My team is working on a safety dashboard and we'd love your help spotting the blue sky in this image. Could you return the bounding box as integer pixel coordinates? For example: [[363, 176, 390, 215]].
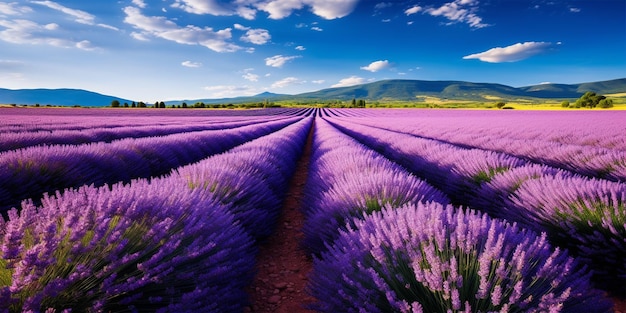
[[0, 0, 624, 102]]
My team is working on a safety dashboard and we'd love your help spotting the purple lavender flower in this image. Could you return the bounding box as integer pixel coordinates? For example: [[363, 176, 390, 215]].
[[0, 178, 255, 312], [503, 172, 626, 292], [302, 119, 448, 255], [0, 117, 300, 214], [309, 202, 612, 313]]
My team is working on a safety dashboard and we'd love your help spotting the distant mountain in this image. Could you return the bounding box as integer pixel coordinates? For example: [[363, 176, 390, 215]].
[[0, 88, 132, 106], [295, 78, 626, 101], [165, 92, 290, 106], [2, 78, 625, 107]]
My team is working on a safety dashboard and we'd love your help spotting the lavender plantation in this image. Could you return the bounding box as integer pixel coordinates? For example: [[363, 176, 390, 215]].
[[0, 107, 623, 312]]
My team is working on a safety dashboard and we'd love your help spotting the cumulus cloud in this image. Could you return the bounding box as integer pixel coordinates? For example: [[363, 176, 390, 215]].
[[332, 76, 366, 87], [271, 76, 303, 88], [311, 26, 323, 31], [182, 60, 202, 67], [295, 45, 305, 50], [240, 28, 270, 44], [265, 54, 299, 67], [405, 5, 422, 15], [123, 6, 241, 52], [304, 0, 359, 19], [463, 41, 553, 63], [312, 79, 325, 84], [360, 60, 392, 72], [31, 1, 118, 30], [569, 7, 581, 13], [171, 0, 358, 20]]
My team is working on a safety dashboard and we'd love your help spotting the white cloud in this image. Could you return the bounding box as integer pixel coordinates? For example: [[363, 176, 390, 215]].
[[569, 7, 581, 13], [332, 76, 366, 87], [240, 28, 270, 45], [130, 31, 150, 41], [123, 6, 241, 52], [132, 0, 147, 8], [243, 72, 259, 81], [0, 2, 33, 15], [405, 5, 422, 15], [271, 76, 303, 88], [172, 0, 241, 17], [312, 79, 325, 84], [31, 1, 118, 30], [463, 41, 553, 63], [171, 0, 358, 20], [182, 60, 202, 67], [265, 54, 299, 67], [360, 60, 392, 72], [311, 26, 323, 31], [75, 39, 96, 51], [0, 18, 97, 50], [234, 23, 248, 30], [295, 45, 305, 50], [304, 0, 360, 19], [414, 0, 488, 28]]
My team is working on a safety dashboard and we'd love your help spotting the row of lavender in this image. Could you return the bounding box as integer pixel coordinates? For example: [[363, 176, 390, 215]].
[[302, 118, 611, 312], [326, 116, 625, 295], [0, 116, 291, 152], [0, 116, 312, 311], [328, 109, 626, 182], [0, 117, 302, 213], [0, 107, 310, 133]]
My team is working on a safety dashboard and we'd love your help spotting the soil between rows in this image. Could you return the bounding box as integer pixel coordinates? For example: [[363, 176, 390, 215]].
[[245, 122, 315, 313]]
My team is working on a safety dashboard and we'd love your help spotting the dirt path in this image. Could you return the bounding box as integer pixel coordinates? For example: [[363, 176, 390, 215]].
[[245, 121, 316, 313]]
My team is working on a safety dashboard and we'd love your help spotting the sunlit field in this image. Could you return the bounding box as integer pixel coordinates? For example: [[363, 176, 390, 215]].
[[0, 107, 624, 312]]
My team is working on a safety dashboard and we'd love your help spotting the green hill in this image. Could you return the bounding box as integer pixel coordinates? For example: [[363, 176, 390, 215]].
[[2, 78, 625, 106]]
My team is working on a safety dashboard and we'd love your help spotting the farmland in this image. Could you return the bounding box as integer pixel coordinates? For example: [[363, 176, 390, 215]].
[[0, 107, 624, 312]]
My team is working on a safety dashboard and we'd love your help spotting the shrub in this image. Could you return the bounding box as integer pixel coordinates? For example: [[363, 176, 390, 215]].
[[505, 174, 626, 293], [0, 179, 255, 312], [309, 203, 611, 313]]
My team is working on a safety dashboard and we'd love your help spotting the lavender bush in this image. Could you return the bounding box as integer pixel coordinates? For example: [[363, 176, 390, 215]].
[[173, 118, 312, 240], [302, 119, 448, 255], [502, 173, 626, 292], [0, 179, 255, 312], [309, 202, 612, 313], [327, 119, 527, 203]]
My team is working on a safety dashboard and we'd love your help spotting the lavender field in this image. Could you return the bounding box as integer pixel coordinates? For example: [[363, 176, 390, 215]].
[[0, 107, 624, 312]]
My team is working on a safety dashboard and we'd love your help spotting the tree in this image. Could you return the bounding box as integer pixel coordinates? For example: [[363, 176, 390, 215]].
[[574, 91, 606, 108], [110, 100, 120, 108], [561, 100, 570, 108], [159, 101, 166, 108], [598, 98, 614, 108], [182, 102, 188, 108], [496, 102, 506, 109]]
